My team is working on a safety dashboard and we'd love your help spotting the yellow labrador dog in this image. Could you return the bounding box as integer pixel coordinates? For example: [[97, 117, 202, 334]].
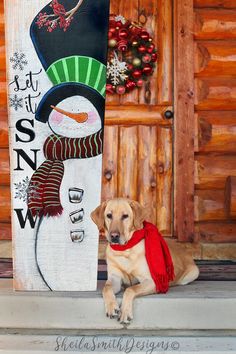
[[91, 198, 199, 325]]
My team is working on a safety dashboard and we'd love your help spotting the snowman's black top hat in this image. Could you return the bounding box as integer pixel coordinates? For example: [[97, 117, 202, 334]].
[[30, 0, 109, 123]]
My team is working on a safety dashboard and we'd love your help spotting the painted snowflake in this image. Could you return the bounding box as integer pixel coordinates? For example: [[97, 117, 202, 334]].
[[14, 176, 30, 203], [10, 52, 28, 71], [107, 52, 128, 85], [9, 95, 23, 111]]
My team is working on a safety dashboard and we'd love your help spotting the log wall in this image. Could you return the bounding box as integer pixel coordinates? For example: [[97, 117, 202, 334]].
[[194, 0, 236, 247]]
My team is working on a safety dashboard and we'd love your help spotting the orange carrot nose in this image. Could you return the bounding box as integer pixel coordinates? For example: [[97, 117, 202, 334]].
[[50, 105, 88, 123]]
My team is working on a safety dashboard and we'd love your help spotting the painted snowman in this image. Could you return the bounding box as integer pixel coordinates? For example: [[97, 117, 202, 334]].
[[28, 0, 109, 291]]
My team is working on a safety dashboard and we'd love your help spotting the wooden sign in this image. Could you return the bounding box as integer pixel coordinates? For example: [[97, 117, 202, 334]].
[[4, 0, 109, 291]]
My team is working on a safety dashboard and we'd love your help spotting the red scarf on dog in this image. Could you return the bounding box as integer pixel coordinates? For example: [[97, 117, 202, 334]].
[[110, 221, 174, 293]]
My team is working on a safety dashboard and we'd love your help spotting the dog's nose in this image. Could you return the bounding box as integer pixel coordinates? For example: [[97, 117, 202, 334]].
[[110, 232, 120, 244]]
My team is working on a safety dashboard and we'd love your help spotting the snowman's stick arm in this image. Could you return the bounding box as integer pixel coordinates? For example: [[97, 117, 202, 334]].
[[34, 215, 53, 291]]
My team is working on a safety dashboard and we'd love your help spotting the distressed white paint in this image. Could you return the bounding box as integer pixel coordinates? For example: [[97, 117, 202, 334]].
[[4, 0, 102, 291]]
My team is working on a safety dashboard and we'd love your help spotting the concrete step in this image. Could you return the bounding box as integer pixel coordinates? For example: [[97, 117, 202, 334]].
[[0, 279, 235, 331]]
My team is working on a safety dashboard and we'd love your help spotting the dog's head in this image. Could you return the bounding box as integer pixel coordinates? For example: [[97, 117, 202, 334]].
[[91, 198, 146, 245]]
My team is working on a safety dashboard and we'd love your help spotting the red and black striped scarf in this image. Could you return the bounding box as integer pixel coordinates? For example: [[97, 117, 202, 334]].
[[28, 129, 103, 217]]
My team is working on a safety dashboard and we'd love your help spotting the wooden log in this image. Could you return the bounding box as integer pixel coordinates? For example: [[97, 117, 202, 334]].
[[174, 0, 195, 241], [138, 0, 158, 105], [195, 190, 226, 222], [105, 105, 172, 126], [0, 109, 8, 148], [137, 125, 157, 224], [101, 126, 118, 201], [195, 154, 236, 190], [196, 112, 236, 153], [0, 186, 11, 223], [0, 223, 11, 240], [194, 0, 236, 9], [195, 41, 236, 77], [0, 82, 7, 106], [195, 78, 236, 111], [225, 176, 236, 219], [118, 126, 138, 199], [157, 0, 173, 105], [194, 9, 236, 40], [0, 44, 5, 70], [119, 0, 139, 105], [0, 149, 10, 185], [156, 126, 172, 235], [195, 221, 236, 243]]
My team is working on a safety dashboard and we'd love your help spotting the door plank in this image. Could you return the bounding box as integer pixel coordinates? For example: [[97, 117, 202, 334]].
[[138, 0, 158, 105], [196, 222, 236, 243], [105, 0, 120, 106], [119, 0, 139, 105], [0, 149, 10, 185], [157, 0, 173, 106], [0, 223, 11, 240], [101, 126, 118, 201], [174, 0, 195, 241], [157, 126, 172, 235], [118, 126, 138, 199], [138, 125, 157, 224]]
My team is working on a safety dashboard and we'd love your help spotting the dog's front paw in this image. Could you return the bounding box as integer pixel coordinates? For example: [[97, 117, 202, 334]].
[[105, 300, 120, 319], [118, 303, 133, 326]]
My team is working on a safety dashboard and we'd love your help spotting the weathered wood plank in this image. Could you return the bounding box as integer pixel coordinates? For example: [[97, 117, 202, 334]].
[[195, 41, 236, 77], [195, 190, 226, 222], [138, 0, 158, 105], [118, 126, 138, 199], [101, 126, 118, 201], [105, 0, 120, 106], [195, 78, 236, 111], [0, 109, 8, 148], [196, 221, 236, 243], [195, 154, 236, 190], [196, 112, 236, 153], [174, 0, 195, 241], [157, 126, 172, 235], [157, 0, 172, 106], [225, 176, 236, 219], [137, 125, 157, 224], [194, 0, 236, 9], [0, 186, 11, 223], [0, 149, 10, 185], [194, 9, 236, 40], [119, 0, 139, 105], [0, 223, 11, 240]]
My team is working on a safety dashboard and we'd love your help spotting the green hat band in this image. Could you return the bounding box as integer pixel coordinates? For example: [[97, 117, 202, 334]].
[[46, 56, 106, 98]]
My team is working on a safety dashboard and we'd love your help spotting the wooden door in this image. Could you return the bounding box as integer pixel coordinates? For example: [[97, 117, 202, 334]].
[[102, 0, 173, 237]]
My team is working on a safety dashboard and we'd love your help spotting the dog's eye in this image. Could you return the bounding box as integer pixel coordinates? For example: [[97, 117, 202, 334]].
[[122, 214, 129, 220], [106, 213, 112, 219]]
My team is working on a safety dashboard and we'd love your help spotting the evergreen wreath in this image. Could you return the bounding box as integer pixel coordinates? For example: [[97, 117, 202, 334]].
[[106, 14, 158, 95]]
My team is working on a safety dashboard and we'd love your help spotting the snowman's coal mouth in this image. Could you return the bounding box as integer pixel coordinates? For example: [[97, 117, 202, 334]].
[[69, 188, 84, 203], [69, 208, 84, 224], [70, 230, 85, 243]]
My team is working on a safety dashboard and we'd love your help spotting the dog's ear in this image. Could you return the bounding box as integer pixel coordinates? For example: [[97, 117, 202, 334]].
[[90, 201, 107, 231], [129, 200, 146, 230]]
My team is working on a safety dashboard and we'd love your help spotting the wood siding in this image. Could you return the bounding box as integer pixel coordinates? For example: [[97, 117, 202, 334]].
[[194, 0, 236, 243]]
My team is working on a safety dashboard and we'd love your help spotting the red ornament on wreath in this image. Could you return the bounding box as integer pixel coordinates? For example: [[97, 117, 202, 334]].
[[106, 14, 158, 95]]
